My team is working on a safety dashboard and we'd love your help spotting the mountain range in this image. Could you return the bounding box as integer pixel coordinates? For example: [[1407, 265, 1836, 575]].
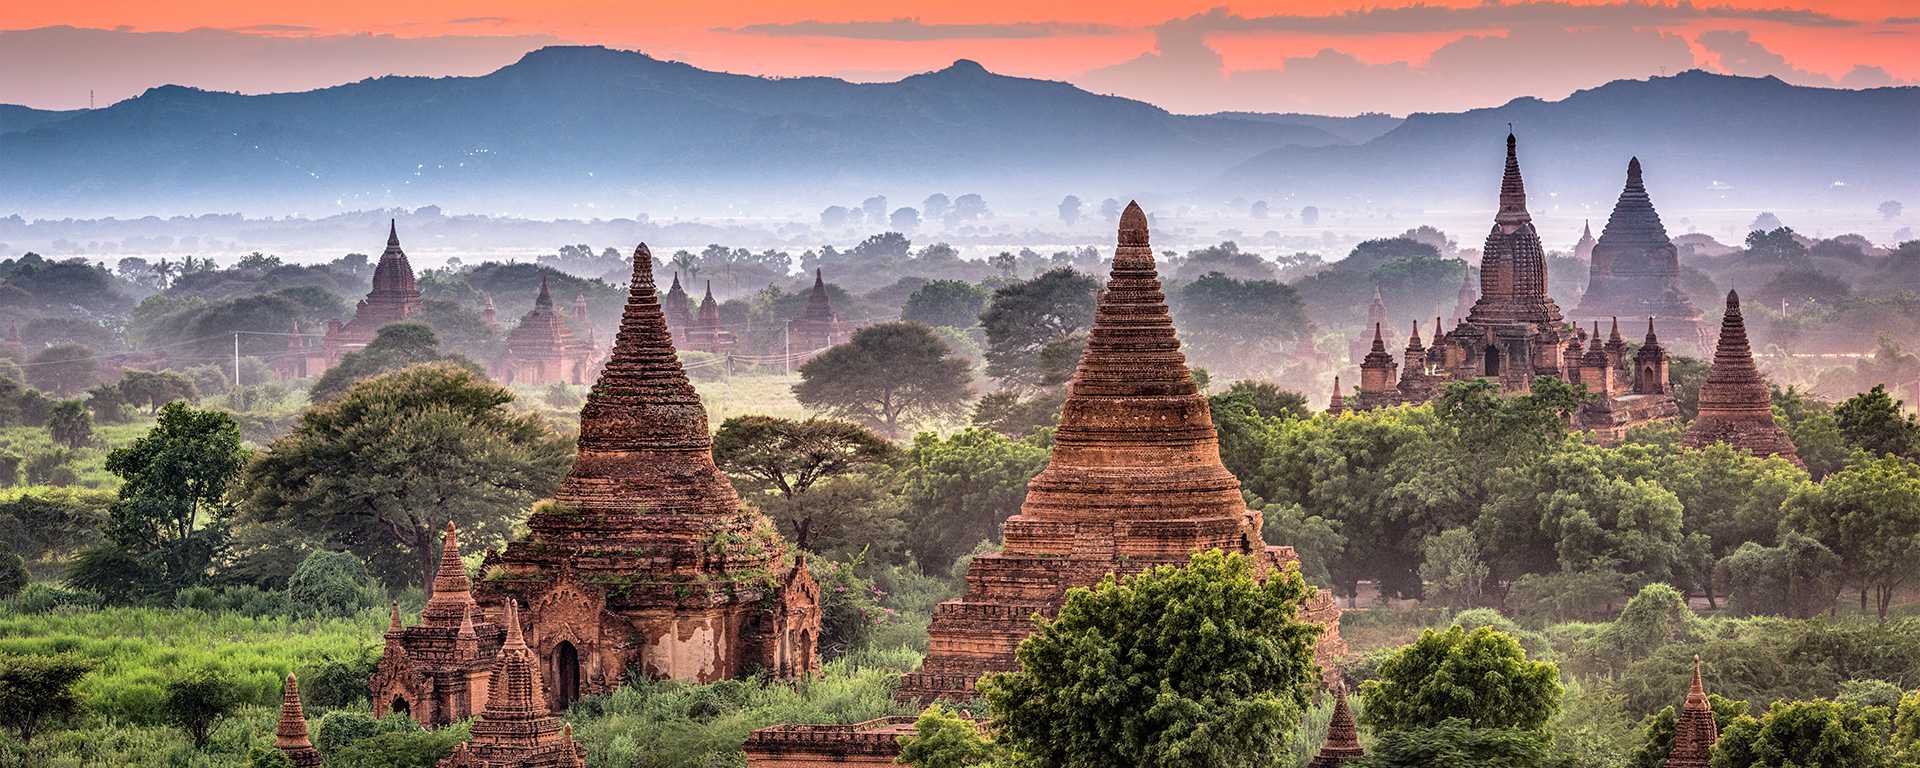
[[2, 46, 1915, 219]]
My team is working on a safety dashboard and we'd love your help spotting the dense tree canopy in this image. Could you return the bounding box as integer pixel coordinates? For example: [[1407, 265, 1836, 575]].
[[979, 268, 1098, 390], [1360, 625, 1562, 733], [310, 323, 481, 401], [712, 415, 898, 553], [794, 322, 971, 438]]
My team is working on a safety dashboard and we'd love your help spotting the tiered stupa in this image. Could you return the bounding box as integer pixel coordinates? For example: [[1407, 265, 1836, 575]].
[[893, 202, 1345, 703], [478, 245, 819, 711], [272, 320, 330, 381], [789, 269, 854, 354], [661, 272, 694, 345], [1682, 291, 1802, 466], [1308, 685, 1364, 768], [436, 601, 588, 768], [1570, 158, 1702, 345], [322, 220, 424, 365], [1664, 657, 1719, 768], [685, 281, 737, 354], [1326, 375, 1345, 416], [372, 524, 505, 726], [1573, 219, 1597, 263], [274, 674, 323, 768], [1349, 287, 1395, 364], [493, 276, 599, 386]]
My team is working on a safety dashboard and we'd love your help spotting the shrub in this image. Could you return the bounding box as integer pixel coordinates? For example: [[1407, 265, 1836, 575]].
[[0, 652, 96, 743], [24, 449, 79, 486], [164, 667, 241, 748], [286, 550, 378, 618], [0, 552, 26, 600], [324, 723, 468, 768], [301, 649, 380, 712], [1359, 625, 1562, 733], [8, 582, 100, 613]]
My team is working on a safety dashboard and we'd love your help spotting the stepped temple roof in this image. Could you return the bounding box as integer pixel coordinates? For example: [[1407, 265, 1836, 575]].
[[1308, 685, 1364, 768], [1573, 158, 1701, 324], [1682, 291, 1802, 466], [1465, 134, 1562, 330], [275, 674, 322, 768], [1664, 657, 1719, 768]]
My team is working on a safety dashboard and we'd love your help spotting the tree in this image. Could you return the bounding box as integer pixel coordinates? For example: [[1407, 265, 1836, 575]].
[[1353, 721, 1555, 768], [902, 280, 989, 329], [1057, 195, 1083, 227], [310, 323, 480, 401], [1655, 442, 1811, 606], [1781, 454, 1920, 619], [25, 343, 99, 396], [982, 551, 1323, 768], [980, 268, 1099, 389], [286, 550, 378, 618], [1360, 625, 1561, 733], [239, 364, 572, 591], [794, 322, 971, 439], [0, 552, 25, 599], [712, 416, 898, 552], [923, 194, 952, 221], [1743, 227, 1808, 264], [0, 653, 95, 743], [46, 399, 92, 449], [1712, 699, 1893, 768], [1835, 384, 1920, 459], [1170, 274, 1311, 379], [899, 705, 999, 768], [900, 428, 1049, 571], [1717, 531, 1843, 618], [166, 666, 240, 748], [93, 402, 248, 597], [1419, 527, 1489, 608]]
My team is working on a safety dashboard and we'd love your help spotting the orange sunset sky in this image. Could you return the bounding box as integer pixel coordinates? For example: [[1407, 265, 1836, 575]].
[[3, 1, 1916, 114]]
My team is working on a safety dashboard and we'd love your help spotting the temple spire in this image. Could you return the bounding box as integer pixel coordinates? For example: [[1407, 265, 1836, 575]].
[[1370, 323, 1386, 354], [1309, 685, 1365, 767], [1664, 656, 1719, 768], [275, 674, 323, 767], [1328, 375, 1345, 416], [388, 218, 400, 248], [1495, 133, 1531, 229], [535, 274, 553, 310], [1682, 290, 1802, 466], [424, 521, 477, 625]]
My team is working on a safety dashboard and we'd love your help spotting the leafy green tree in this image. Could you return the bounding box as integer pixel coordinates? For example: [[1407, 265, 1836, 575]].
[[1360, 625, 1562, 733], [1590, 584, 1701, 670], [240, 364, 572, 592], [1835, 384, 1920, 459], [903, 280, 990, 329], [25, 343, 99, 396], [982, 550, 1323, 768], [1352, 721, 1556, 768], [1742, 227, 1809, 265], [45, 399, 91, 449], [1782, 454, 1920, 618], [970, 388, 1064, 438], [980, 268, 1098, 389], [1170, 274, 1311, 379], [1717, 531, 1843, 618], [1477, 440, 1686, 588], [1655, 443, 1810, 606], [247, 745, 297, 768], [1418, 527, 1489, 608], [310, 323, 481, 401], [117, 370, 199, 414], [0, 551, 24, 599], [165, 666, 240, 748], [325, 725, 468, 768], [795, 322, 971, 439], [1712, 699, 1893, 768], [899, 705, 999, 768], [286, 550, 378, 617], [0, 652, 95, 743], [712, 416, 899, 553], [1772, 386, 1848, 479], [86, 402, 249, 598], [1627, 693, 1748, 768], [899, 429, 1049, 571]]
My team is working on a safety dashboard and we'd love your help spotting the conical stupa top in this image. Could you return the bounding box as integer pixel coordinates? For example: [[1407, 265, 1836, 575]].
[[1584, 219, 1593, 238], [1328, 375, 1345, 415], [1310, 685, 1365, 765], [801, 268, 839, 323], [670, 271, 682, 290], [1495, 133, 1531, 229], [1644, 316, 1661, 347], [535, 275, 554, 310], [546, 245, 743, 531], [1015, 202, 1247, 523], [1665, 656, 1720, 767], [696, 280, 724, 325], [1370, 323, 1386, 354], [275, 673, 315, 750], [387, 219, 400, 248], [369, 220, 420, 298], [1707, 291, 1757, 381], [480, 600, 549, 719], [1684, 289, 1801, 465], [424, 522, 477, 625], [386, 600, 402, 635], [1609, 317, 1623, 345], [1405, 320, 1424, 352]]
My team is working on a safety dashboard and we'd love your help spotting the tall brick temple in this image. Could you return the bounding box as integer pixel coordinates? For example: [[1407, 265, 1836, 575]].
[[1682, 291, 1803, 466], [372, 524, 505, 726], [788, 269, 854, 354], [1663, 658, 1720, 768], [477, 245, 819, 711], [321, 220, 425, 364], [1569, 158, 1703, 347], [492, 276, 601, 387], [1347, 134, 1680, 444]]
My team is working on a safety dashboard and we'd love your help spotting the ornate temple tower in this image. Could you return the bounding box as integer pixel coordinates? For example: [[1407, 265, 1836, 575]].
[[789, 269, 854, 354], [1571, 158, 1702, 344], [495, 276, 596, 386], [479, 246, 819, 710], [1327, 375, 1345, 416], [1441, 133, 1565, 391], [1633, 318, 1671, 395], [1308, 685, 1365, 768], [274, 674, 323, 768], [323, 220, 425, 365], [436, 601, 588, 768], [661, 273, 694, 345], [373, 524, 504, 727], [686, 281, 737, 354], [1355, 324, 1399, 410], [1682, 291, 1803, 466], [1664, 658, 1720, 768], [893, 203, 1344, 703], [1574, 220, 1597, 265]]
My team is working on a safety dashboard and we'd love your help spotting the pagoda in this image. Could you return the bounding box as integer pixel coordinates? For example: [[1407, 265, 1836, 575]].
[[1326, 375, 1345, 416], [661, 272, 695, 345], [322, 220, 424, 365], [789, 269, 854, 354], [684, 281, 737, 354], [493, 276, 599, 387], [1664, 657, 1719, 768], [1348, 287, 1394, 364], [1573, 219, 1597, 264], [274, 674, 323, 768], [436, 601, 588, 768], [893, 202, 1345, 703], [1682, 291, 1803, 466], [1571, 158, 1703, 346], [1307, 685, 1364, 768], [477, 245, 819, 711], [372, 523, 505, 727], [272, 320, 330, 381]]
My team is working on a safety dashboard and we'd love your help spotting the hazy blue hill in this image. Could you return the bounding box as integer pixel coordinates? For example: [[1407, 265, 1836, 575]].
[[0, 46, 1345, 215], [1214, 70, 1920, 214], [1206, 111, 1403, 145], [0, 104, 83, 136]]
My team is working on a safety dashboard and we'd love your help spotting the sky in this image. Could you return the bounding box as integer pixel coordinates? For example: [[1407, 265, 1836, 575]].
[[2, 1, 1916, 115]]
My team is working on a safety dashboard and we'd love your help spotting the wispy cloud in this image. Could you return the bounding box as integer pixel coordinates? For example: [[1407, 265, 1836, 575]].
[[223, 23, 317, 34], [448, 17, 511, 26], [721, 18, 1123, 40], [1163, 2, 1858, 37]]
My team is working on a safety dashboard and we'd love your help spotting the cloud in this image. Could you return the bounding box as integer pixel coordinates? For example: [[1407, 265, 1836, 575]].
[[224, 24, 317, 34], [0, 26, 555, 110], [448, 17, 511, 26], [1079, 24, 1697, 115], [1696, 29, 1844, 86], [1162, 2, 1856, 36], [721, 18, 1121, 40]]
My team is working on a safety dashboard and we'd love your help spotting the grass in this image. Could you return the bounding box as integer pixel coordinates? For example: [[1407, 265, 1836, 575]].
[[0, 417, 156, 490]]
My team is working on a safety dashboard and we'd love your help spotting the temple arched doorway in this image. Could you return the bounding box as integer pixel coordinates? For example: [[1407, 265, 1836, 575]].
[[556, 641, 581, 706], [391, 696, 410, 719], [1484, 346, 1503, 377]]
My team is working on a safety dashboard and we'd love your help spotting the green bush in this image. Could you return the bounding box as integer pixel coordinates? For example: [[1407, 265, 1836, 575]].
[[325, 723, 467, 768], [164, 666, 241, 748], [300, 649, 380, 712], [311, 709, 416, 756], [285, 551, 379, 618], [0, 553, 26, 599], [8, 582, 100, 613]]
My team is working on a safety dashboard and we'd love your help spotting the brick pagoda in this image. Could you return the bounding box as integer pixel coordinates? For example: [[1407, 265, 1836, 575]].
[[894, 202, 1346, 703], [1664, 657, 1719, 768], [662, 272, 694, 346], [372, 523, 505, 726], [789, 269, 853, 354], [685, 280, 737, 354], [272, 320, 330, 381], [1682, 290, 1803, 466], [274, 674, 323, 768], [477, 245, 819, 711], [743, 716, 923, 767], [321, 220, 424, 365], [1308, 685, 1364, 768], [1570, 158, 1703, 348], [436, 600, 588, 768], [492, 276, 600, 387]]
